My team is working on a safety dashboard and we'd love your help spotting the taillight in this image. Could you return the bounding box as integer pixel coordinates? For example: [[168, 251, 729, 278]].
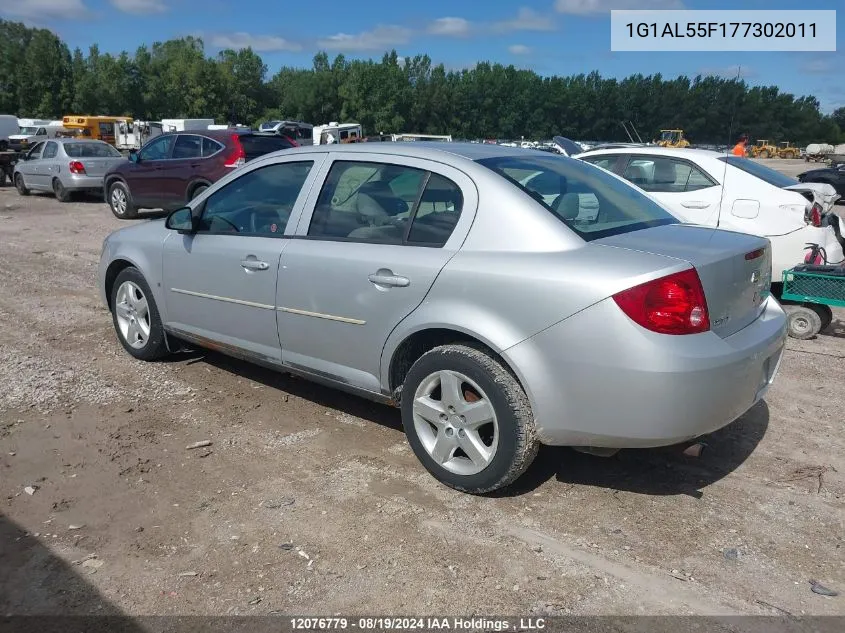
[[810, 203, 822, 227], [223, 134, 246, 168], [612, 268, 710, 335], [68, 161, 86, 174]]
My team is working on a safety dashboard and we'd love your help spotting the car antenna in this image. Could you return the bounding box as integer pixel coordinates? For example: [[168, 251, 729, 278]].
[[717, 65, 742, 228]]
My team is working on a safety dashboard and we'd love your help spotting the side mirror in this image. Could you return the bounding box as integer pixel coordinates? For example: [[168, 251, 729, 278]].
[[165, 207, 197, 234], [128, 150, 139, 163]]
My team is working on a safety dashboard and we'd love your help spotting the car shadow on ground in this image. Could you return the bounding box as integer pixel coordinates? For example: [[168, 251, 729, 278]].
[[500, 400, 770, 499], [820, 317, 845, 339], [182, 351, 769, 500]]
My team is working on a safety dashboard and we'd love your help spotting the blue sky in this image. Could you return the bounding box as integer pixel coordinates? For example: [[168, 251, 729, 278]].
[[3, 0, 843, 112]]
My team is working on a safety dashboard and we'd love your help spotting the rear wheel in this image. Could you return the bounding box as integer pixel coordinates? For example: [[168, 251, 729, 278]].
[[401, 343, 539, 494], [108, 181, 138, 219], [760, 150, 770, 159], [190, 184, 208, 200], [14, 173, 29, 196], [784, 304, 822, 339], [52, 178, 71, 202]]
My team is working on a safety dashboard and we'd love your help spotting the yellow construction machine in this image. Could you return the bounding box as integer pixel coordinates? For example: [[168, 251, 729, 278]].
[[776, 141, 800, 159], [749, 140, 778, 158], [656, 129, 690, 148]]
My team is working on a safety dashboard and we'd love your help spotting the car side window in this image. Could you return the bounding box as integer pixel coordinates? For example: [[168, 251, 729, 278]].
[[42, 142, 58, 159], [173, 135, 203, 159], [27, 142, 45, 160], [197, 161, 314, 235], [623, 157, 717, 193], [582, 156, 617, 171], [139, 135, 174, 161], [308, 161, 427, 244], [202, 137, 222, 157], [407, 174, 464, 247]]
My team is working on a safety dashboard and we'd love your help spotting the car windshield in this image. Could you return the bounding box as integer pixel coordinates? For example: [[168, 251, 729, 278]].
[[718, 156, 799, 188], [18, 126, 38, 134], [477, 155, 678, 241], [65, 142, 123, 158]]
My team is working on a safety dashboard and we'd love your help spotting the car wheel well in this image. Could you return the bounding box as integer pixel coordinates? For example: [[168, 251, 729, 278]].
[[104, 259, 136, 311], [389, 328, 519, 397], [105, 176, 125, 191]]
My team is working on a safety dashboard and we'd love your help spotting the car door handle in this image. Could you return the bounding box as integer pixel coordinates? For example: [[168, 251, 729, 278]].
[[681, 201, 710, 209], [241, 259, 269, 271], [368, 270, 410, 288]]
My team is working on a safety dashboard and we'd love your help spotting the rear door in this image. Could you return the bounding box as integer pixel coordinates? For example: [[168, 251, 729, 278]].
[[275, 154, 477, 393], [620, 155, 723, 225], [38, 141, 60, 187], [165, 134, 205, 205]]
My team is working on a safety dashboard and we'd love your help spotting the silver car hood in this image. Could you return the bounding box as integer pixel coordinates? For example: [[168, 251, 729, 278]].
[[783, 182, 840, 213]]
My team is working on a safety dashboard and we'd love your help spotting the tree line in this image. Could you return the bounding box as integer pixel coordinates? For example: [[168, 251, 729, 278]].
[[1, 18, 843, 145]]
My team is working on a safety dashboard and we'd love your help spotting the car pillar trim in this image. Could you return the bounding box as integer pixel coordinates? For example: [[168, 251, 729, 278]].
[[170, 288, 275, 310], [277, 306, 366, 325]]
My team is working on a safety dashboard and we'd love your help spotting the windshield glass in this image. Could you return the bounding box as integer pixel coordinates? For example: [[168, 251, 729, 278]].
[[477, 155, 678, 241], [65, 142, 122, 158], [718, 156, 799, 187], [18, 127, 38, 134]]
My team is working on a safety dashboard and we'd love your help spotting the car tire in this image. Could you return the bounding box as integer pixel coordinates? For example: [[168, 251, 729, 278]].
[[784, 304, 822, 339], [53, 178, 71, 202], [400, 343, 539, 494], [807, 303, 833, 332], [108, 181, 138, 219], [190, 184, 208, 200], [14, 173, 30, 196], [110, 267, 169, 361]]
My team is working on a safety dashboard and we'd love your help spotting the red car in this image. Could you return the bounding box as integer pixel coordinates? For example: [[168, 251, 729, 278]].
[[104, 129, 297, 218]]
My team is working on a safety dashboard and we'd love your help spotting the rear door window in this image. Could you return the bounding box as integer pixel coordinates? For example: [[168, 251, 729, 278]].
[[172, 135, 203, 159], [477, 155, 677, 241], [42, 142, 58, 159], [238, 134, 296, 161], [581, 155, 620, 172]]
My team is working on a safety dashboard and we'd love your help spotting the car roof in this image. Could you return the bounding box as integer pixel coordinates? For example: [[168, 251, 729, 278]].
[[577, 146, 727, 159], [272, 141, 552, 164]]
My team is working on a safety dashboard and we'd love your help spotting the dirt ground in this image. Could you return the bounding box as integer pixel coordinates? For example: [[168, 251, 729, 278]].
[[1, 172, 844, 618]]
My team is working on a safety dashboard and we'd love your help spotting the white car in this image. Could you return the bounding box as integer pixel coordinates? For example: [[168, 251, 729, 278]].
[[575, 147, 843, 281]]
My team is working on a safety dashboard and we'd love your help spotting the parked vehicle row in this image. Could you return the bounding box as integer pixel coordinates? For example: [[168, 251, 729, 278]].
[[98, 143, 787, 494]]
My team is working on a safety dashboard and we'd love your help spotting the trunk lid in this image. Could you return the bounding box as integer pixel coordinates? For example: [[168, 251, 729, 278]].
[[596, 224, 771, 338], [77, 157, 124, 177], [784, 182, 839, 214]]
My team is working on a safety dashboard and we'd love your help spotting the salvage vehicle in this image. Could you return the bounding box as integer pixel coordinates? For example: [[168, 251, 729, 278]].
[[799, 162, 845, 198], [99, 143, 787, 493], [103, 129, 297, 218], [576, 147, 844, 282], [13, 139, 126, 201], [8, 123, 66, 152], [61, 115, 132, 145], [0, 114, 20, 151]]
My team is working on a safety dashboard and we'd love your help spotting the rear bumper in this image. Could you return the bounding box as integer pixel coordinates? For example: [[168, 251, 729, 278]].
[[503, 295, 787, 448], [62, 173, 105, 191]]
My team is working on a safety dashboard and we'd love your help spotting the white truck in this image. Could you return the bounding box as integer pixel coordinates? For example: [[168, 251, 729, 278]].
[[115, 120, 164, 151], [8, 122, 67, 152], [160, 118, 216, 133], [0, 115, 21, 151], [313, 122, 363, 145]]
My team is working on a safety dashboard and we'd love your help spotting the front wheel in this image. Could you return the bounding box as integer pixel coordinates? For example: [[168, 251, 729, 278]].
[[760, 150, 770, 159], [110, 267, 169, 360], [401, 343, 539, 494], [14, 173, 29, 196], [108, 181, 138, 219]]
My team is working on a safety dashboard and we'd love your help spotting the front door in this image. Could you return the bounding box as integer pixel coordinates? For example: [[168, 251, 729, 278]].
[[126, 135, 175, 208], [276, 155, 476, 393], [18, 142, 46, 190], [620, 155, 724, 226], [162, 158, 320, 361]]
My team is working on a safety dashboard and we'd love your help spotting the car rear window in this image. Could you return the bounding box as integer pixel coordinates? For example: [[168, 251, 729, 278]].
[[65, 142, 122, 158], [238, 134, 296, 160], [477, 155, 678, 241], [717, 156, 798, 188]]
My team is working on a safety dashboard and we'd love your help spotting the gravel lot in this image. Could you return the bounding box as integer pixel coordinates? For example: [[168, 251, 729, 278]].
[[1, 165, 844, 617]]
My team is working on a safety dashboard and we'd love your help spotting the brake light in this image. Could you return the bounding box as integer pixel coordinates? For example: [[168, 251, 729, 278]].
[[68, 161, 86, 174], [612, 268, 710, 335], [810, 203, 822, 227], [745, 247, 765, 261], [223, 134, 246, 168]]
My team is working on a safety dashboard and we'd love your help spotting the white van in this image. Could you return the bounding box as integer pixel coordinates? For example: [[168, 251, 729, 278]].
[[8, 123, 66, 152], [0, 115, 19, 151], [160, 118, 215, 132]]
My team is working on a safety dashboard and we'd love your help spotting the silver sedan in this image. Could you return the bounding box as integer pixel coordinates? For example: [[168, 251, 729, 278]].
[[97, 143, 787, 493], [14, 139, 127, 202]]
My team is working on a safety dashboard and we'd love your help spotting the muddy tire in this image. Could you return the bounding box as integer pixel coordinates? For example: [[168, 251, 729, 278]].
[[15, 173, 30, 196], [110, 267, 169, 361], [784, 304, 822, 340], [53, 178, 71, 202], [108, 180, 138, 219], [400, 343, 539, 494]]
